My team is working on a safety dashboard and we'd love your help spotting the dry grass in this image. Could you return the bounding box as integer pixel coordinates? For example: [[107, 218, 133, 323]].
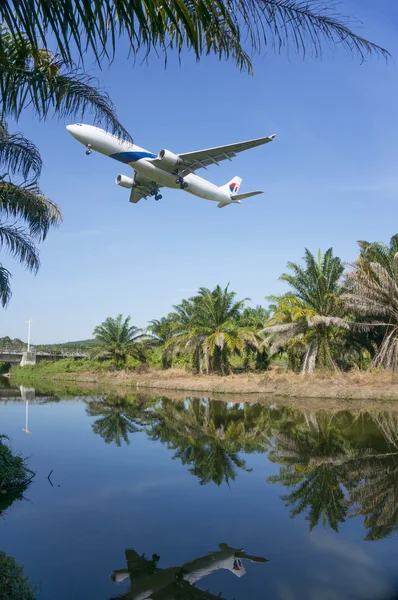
[[15, 366, 398, 405]]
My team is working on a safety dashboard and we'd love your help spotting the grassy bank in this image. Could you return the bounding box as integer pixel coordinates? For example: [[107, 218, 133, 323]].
[[9, 360, 398, 401]]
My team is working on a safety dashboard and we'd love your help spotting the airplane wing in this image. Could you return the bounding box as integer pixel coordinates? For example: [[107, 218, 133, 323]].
[[178, 134, 276, 174], [129, 175, 163, 203]]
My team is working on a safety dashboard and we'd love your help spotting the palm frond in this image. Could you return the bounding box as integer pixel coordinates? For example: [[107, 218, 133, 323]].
[[0, 181, 62, 240], [0, 0, 389, 75], [0, 121, 42, 181], [0, 262, 11, 307], [0, 223, 40, 273]]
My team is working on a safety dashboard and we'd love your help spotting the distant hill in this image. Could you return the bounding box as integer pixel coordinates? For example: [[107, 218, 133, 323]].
[[0, 337, 95, 351]]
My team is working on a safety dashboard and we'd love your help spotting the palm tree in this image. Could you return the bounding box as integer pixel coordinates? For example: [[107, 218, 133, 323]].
[[239, 305, 270, 370], [0, 26, 129, 138], [147, 317, 177, 369], [262, 249, 351, 375], [357, 234, 398, 278], [0, 120, 62, 305], [1, 0, 389, 77], [169, 285, 256, 375], [343, 253, 398, 371], [92, 315, 145, 368]]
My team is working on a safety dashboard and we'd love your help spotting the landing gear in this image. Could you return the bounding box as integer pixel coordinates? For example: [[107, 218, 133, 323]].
[[85, 144, 92, 155], [175, 176, 188, 190], [150, 188, 162, 201]]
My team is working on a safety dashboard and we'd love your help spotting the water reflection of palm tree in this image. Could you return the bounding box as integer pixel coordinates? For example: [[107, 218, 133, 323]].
[[146, 399, 270, 485], [85, 396, 149, 447], [267, 413, 363, 531], [110, 542, 268, 600], [348, 413, 398, 541]]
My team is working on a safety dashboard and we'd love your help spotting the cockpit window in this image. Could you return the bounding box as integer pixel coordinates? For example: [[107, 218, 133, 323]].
[[77, 123, 82, 126]]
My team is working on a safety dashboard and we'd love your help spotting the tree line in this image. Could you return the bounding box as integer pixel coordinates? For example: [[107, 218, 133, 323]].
[[86, 235, 398, 375], [0, 1, 388, 307]]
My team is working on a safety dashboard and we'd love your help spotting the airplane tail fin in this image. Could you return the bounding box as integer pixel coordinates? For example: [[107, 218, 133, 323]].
[[219, 176, 242, 196]]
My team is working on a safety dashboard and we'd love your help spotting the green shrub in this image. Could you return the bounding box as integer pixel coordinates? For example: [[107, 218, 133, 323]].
[[0, 552, 36, 600], [0, 436, 32, 493]]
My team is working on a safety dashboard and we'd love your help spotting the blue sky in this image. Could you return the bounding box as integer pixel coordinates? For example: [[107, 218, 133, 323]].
[[2, 0, 398, 343]]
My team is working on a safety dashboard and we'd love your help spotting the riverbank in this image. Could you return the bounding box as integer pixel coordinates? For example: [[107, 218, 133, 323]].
[[10, 365, 398, 402]]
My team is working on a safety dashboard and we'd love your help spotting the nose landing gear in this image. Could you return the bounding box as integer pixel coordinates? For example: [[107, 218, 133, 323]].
[[175, 176, 188, 190], [85, 144, 92, 155]]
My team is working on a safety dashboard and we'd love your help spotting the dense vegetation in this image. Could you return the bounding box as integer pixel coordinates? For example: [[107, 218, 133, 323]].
[[0, 435, 34, 495], [11, 235, 398, 377], [0, 552, 36, 600]]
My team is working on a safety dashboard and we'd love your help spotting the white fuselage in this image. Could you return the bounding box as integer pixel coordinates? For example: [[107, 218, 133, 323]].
[[66, 124, 233, 204]]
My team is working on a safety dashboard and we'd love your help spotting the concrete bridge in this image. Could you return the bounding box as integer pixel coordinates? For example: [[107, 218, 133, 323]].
[[0, 347, 88, 366]]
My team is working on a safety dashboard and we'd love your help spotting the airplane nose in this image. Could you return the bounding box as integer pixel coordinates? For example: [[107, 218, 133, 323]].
[[66, 124, 78, 138]]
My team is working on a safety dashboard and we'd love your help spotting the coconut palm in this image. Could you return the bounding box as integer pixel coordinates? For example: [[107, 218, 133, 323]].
[[262, 249, 350, 375], [343, 253, 398, 370], [0, 26, 129, 138], [0, 120, 62, 305], [169, 285, 256, 374], [0, 0, 389, 77], [147, 317, 177, 369], [92, 315, 145, 368]]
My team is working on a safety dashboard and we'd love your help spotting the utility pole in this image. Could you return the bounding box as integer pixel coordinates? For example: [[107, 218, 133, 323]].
[[26, 319, 34, 352]]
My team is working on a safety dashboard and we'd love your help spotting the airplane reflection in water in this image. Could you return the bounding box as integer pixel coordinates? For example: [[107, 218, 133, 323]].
[[111, 543, 268, 600]]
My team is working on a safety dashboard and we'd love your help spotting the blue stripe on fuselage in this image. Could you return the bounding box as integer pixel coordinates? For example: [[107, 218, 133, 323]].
[[110, 151, 157, 164]]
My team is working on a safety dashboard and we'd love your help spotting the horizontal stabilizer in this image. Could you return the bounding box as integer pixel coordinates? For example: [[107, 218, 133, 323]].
[[232, 191, 263, 201]]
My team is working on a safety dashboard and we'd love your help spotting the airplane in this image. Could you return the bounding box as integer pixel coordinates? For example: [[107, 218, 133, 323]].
[[110, 542, 268, 600], [66, 124, 276, 209]]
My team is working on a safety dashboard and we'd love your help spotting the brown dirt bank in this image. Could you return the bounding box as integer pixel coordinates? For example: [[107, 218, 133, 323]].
[[16, 368, 398, 410]]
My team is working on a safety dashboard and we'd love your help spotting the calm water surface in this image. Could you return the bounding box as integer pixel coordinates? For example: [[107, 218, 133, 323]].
[[1, 384, 397, 599]]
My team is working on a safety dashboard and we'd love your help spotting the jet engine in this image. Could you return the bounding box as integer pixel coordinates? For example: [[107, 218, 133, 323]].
[[116, 174, 135, 189], [158, 149, 182, 166]]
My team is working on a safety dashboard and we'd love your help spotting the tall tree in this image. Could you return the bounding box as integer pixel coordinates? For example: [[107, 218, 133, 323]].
[[147, 317, 177, 369], [239, 306, 270, 370], [357, 234, 398, 278], [169, 285, 256, 374], [344, 253, 398, 371], [92, 314, 145, 368], [262, 249, 350, 375]]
